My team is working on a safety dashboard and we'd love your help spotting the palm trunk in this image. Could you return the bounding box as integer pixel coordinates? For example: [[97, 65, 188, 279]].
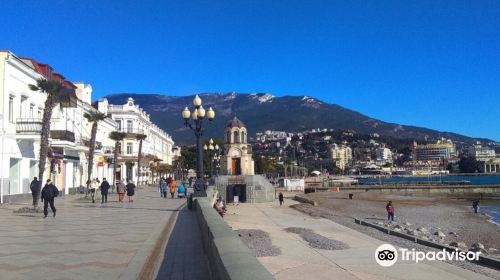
[[113, 141, 119, 192], [37, 96, 54, 206], [87, 122, 98, 192], [137, 139, 143, 187]]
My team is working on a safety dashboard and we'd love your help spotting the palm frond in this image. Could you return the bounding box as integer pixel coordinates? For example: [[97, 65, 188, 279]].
[[109, 131, 126, 141], [84, 111, 107, 122], [136, 134, 147, 140]]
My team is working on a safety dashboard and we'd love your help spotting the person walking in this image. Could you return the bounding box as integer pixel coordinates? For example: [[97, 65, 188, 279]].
[[30, 177, 40, 207], [100, 178, 110, 203], [117, 180, 126, 202], [126, 180, 136, 202], [386, 201, 395, 221], [158, 178, 164, 196], [89, 178, 98, 203], [41, 179, 59, 218], [169, 179, 177, 198], [161, 180, 168, 198], [472, 200, 479, 213], [278, 192, 284, 206]]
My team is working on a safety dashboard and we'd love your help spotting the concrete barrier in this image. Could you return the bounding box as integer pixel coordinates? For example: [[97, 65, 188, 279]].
[[340, 185, 500, 199], [293, 195, 318, 206], [194, 197, 275, 280], [354, 218, 500, 269]]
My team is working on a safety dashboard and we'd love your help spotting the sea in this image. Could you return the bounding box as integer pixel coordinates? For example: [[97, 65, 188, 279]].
[[357, 174, 500, 225]]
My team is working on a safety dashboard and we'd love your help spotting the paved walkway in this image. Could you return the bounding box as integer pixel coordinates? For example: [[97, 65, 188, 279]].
[[156, 207, 211, 280], [0, 187, 185, 280], [224, 200, 494, 280]]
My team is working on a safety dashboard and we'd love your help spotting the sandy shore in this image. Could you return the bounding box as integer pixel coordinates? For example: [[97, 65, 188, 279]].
[[301, 191, 500, 250]]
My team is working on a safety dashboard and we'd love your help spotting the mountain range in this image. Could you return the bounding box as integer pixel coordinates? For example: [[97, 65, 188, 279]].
[[103, 93, 493, 146]]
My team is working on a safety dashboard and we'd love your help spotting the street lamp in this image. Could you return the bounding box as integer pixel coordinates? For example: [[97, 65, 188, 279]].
[[182, 95, 215, 197], [204, 139, 220, 177]]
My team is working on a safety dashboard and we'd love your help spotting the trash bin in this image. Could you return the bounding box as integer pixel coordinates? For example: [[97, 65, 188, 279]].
[[187, 194, 193, 210], [349, 193, 353, 200]]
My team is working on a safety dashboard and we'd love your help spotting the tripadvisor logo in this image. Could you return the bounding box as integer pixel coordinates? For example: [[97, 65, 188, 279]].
[[375, 244, 398, 267], [375, 244, 481, 267]]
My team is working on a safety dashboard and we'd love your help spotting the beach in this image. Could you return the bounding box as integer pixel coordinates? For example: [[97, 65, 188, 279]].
[[299, 191, 500, 250], [292, 191, 500, 278]]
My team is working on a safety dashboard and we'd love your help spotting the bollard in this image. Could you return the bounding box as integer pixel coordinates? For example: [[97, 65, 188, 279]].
[[187, 194, 193, 210]]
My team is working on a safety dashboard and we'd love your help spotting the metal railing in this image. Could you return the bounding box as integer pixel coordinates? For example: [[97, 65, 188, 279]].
[[50, 130, 75, 142], [16, 118, 43, 134]]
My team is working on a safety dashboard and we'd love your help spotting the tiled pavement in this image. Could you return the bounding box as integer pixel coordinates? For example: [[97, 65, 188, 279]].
[[0, 187, 186, 280], [156, 208, 211, 280]]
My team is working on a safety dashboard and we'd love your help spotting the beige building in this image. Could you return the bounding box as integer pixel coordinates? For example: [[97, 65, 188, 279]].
[[330, 143, 352, 170], [221, 117, 254, 175], [414, 139, 457, 161]]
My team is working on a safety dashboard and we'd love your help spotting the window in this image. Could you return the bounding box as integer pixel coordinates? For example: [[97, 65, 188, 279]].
[[127, 143, 133, 154], [38, 109, 42, 119], [8, 96, 14, 123], [116, 120, 122, 131], [20, 97, 27, 118], [234, 131, 240, 143], [29, 104, 34, 118], [127, 120, 133, 133]]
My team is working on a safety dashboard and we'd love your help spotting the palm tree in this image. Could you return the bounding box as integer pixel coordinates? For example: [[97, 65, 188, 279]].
[[109, 131, 126, 192], [135, 134, 147, 187], [83, 111, 107, 193], [29, 78, 73, 205]]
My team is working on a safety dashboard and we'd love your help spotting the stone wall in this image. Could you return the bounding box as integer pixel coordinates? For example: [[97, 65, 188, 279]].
[[339, 185, 500, 199], [214, 175, 275, 203], [194, 193, 275, 280]]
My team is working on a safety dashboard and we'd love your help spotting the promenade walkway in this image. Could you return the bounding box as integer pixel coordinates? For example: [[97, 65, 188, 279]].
[[224, 200, 494, 280], [156, 207, 211, 280], [0, 187, 186, 280]]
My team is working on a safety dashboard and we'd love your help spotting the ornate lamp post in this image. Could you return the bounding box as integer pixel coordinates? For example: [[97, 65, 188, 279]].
[[204, 139, 221, 177], [182, 95, 215, 197]]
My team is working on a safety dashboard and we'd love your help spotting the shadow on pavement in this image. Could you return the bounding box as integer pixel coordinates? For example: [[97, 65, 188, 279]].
[[156, 207, 211, 280]]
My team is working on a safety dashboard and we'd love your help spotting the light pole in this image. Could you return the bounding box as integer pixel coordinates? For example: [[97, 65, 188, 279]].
[[182, 95, 215, 197], [204, 139, 220, 178]]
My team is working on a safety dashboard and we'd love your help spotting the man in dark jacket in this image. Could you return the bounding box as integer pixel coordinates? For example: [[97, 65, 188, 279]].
[[100, 178, 111, 203], [41, 179, 59, 218], [30, 177, 40, 207]]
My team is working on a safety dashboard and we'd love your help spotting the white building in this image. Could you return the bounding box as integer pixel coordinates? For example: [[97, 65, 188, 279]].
[[330, 143, 352, 170], [469, 143, 496, 162], [0, 51, 119, 202], [376, 147, 393, 164], [98, 97, 175, 185]]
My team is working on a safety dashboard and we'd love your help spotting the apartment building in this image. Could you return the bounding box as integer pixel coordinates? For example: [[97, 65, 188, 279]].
[[97, 97, 175, 185]]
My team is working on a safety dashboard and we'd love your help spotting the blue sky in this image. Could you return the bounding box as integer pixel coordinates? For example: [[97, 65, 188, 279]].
[[2, 0, 499, 140]]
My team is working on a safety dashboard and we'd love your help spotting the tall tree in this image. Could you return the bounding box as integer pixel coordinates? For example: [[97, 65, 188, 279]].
[[29, 78, 73, 205], [109, 131, 126, 192], [83, 111, 107, 192], [136, 134, 147, 186]]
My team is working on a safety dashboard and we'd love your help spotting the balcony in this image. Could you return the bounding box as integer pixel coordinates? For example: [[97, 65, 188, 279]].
[[50, 130, 75, 142], [16, 118, 43, 134], [122, 129, 145, 138]]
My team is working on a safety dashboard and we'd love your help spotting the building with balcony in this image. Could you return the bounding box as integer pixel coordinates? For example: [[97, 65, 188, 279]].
[[376, 147, 393, 164], [469, 143, 496, 162], [0, 51, 119, 202], [330, 143, 352, 170], [414, 139, 457, 161], [97, 97, 175, 185]]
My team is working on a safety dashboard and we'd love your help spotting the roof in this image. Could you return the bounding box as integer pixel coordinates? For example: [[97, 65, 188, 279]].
[[226, 116, 246, 128]]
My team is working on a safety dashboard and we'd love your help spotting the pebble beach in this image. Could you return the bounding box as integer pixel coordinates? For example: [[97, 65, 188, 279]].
[[292, 191, 500, 279]]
